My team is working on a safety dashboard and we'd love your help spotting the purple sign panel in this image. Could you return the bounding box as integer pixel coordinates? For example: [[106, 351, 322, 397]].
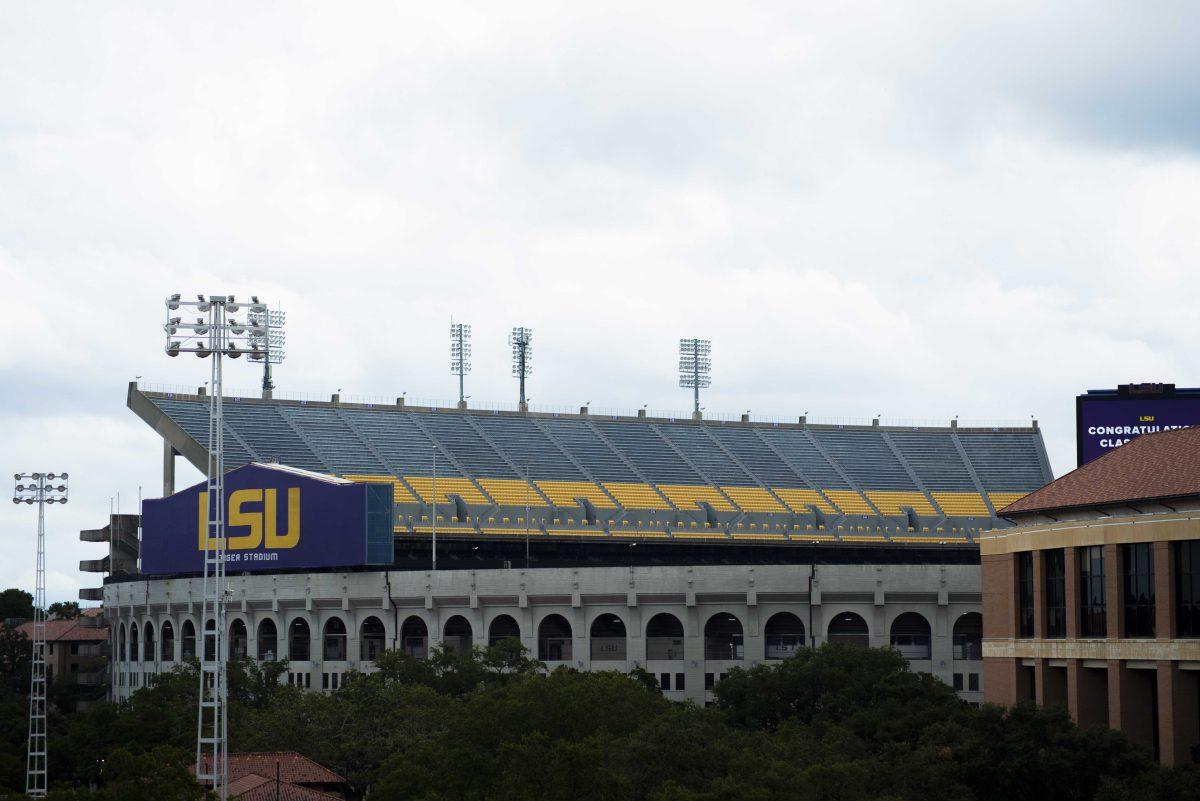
[[141, 463, 390, 575], [1077, 396, 1200, 466]]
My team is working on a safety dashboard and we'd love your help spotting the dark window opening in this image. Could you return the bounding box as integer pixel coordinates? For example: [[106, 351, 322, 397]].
[[1123, 543, 1155, 638], [1045, 549, 1066, 639], [1176, 541, 1200, 637], [1017, 552, 1034, 638], [1078, 545, 1106, 637]]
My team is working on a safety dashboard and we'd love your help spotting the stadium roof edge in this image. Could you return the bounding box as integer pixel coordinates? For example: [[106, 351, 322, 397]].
[[127, 382, 1041, 436]]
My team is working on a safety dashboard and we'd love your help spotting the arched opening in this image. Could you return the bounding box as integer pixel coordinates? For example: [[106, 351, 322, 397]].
[[180, 620, 196, 660], [646, 613, 684, 660], [764, 612, 805, 659], [828, 611, 869, 647], [538, 614, 572, 662], [890, 612, 931, 659], [257, 619, 278, 661], [589, 614, 627, 661], [143, 621, 156, 662], [360, 617, 386, 662], [488, 614, 521, 647], [160, 621, 175, 662], [442, 615, 473, 655], [400, 616, 428, 659], [118, 623, 127, 663], [704, 613, 744, 661], [230, 619, 249, 661], [203, 619, 216, 662], [129, 622, 139, 663], [953, 612, 982, 661], [289, 619, 311, 662], [323, 617, 348, 661]]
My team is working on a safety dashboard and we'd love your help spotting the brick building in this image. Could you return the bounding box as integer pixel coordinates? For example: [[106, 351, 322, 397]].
[[981, 426, 1200, 764], [16, 608, 109, 706]]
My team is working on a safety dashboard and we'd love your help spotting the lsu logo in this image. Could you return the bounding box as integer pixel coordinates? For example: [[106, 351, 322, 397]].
[[1139, 415, 1156, 422], [197, 488, 300, 550]]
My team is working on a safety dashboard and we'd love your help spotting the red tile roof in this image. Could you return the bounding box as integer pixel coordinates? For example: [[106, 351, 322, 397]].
[[222, 774, 344, 801], [197, 752, 346, 786], [1000, 426, 1200, 516], [15, 617, 109, 642]]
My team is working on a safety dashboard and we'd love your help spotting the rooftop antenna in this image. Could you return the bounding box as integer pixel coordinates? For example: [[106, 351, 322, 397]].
[[247, 300, 286, 399], [509, 327, 533, 412], [13, 471, 68, 798], [450, 319, 472, 409], [678, 338, 711, 420]]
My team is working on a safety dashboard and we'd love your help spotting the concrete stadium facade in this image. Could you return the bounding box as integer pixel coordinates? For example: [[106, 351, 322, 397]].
[[105, 561, 984, 705]]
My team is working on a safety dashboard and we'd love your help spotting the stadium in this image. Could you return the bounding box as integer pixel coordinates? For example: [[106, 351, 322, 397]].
[[88, 381, 1052, 705]]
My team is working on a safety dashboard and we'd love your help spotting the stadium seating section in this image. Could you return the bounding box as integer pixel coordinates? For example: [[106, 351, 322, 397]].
[[143, 391, 1053, 547]]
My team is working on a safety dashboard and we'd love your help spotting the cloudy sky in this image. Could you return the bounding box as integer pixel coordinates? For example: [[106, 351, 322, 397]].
[[2, 2, 1199, 601]]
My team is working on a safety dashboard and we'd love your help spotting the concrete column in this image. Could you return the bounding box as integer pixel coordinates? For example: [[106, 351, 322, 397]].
[[1157, 661, 1199, 766], [1104, 545, 1124, 640], [1064, 546, 1079, 640], [1034, 659, 1067, 709], [626, 604, 646, 666], [981, 553, 1016, 640], [684, 606, 704, 703], [984, 657, 1020, 706], [163, 442, 176, 497], [1155, 542, 1175, 641], [932, 606, 953, 685], [1067, 661, 1108, 729]]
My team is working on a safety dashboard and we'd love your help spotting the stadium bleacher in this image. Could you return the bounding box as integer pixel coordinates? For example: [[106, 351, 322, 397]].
[[137, 388, 1053, 546]]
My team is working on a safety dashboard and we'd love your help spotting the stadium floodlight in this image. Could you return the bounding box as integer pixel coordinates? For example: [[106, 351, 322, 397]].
[[678, 338, 712, 419], [13, 472, 68, 798], [246, 305, 286, 397], [450, 321, 472, 407], [161, 294, 283, 801], [509, 327, 533, 410]]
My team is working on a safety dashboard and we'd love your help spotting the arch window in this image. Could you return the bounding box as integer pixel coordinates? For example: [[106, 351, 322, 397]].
[[118, 623, 127, 663], [180, 620, 196, 660], [442, 615, 473, 655], [257, 619, 278, 661], [828, 612, 869, 647], [361, 617, 386, 662], [160, 621, 175, 662], [890, 612, 931, 660], [488, 614, 521, 647], [401, 616, 428, 659], [230, 619, 249, 661], [953, 612, 982, 661], [704, 613, 744, 661], [589, 614, 627, 661], [538, 614, 572, 662], [130, 622, 140, 663], [646, 613, 684, 661], [764, 612, 805, 659], [143, 621, 156, 662], [323, 617, 348, 661], [203, 619, 216, 662], [289, 619, 311, 662]]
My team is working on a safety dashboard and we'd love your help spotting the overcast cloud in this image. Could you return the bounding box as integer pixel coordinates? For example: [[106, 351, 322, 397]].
[[2, 2, 1198, 601]]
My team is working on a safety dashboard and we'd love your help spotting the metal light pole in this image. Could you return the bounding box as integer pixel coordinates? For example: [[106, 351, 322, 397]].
[[248, 304, 286, 398], [164, 294, 283, 801], [509, 327, 533, 411], [678, 338, 711, 420], [13, 472, 68, 798], [450, 321, 471, 409]]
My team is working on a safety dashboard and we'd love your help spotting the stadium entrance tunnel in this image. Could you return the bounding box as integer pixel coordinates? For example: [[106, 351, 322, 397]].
[[889, 612, 932, 660], [828, 612, 869, 646], [764, 612, 805, 659], [488, 614, 521, 646], [589, 614, 627, 661], [704, 613, 744, 661], [646, 613, 685, 660], [401, 616, 428, 659], [443, 615, 473, 654], [538, 614, 572, 662]]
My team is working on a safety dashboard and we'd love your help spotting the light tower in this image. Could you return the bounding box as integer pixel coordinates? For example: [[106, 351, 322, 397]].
[[247, 304, 286, 399], [12, 472, 68, 798], [450, 321, 471, 409], [509, 327, 533, 412], [163, 293, 284, 801], [678, 338, 711, 420]]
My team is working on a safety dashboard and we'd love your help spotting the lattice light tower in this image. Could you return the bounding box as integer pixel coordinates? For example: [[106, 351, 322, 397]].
[[510, 327, 533, 411], [164, 293, 283, 801], [248, 305, 286, 398], [13, 471, 68, 798], [450, 321, 471, 408], [678, 338, 711, 420]]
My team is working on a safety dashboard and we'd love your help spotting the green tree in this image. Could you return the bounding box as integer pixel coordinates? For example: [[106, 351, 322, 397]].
[[47, 602, 81, 620], [0, 628, 30, 692], [0, 590, 34, 623]]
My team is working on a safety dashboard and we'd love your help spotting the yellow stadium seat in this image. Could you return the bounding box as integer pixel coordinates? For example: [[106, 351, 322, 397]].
[[823, 490, 874, 515], [773, 488, 837, 514], [536, 480, 618, 508], [657, 484, 735, 511], [865, 491, 937, 516], [404, 475, 489, 505], [931, 492, 990, 516], [478, 478, 548, 507], [603, 482, 671, 510], [720, 486, 785, 512], [340, 474, 419, 504]]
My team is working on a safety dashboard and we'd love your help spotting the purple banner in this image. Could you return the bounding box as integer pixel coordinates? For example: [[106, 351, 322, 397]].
[[141, 463, 381, 575], [1077, 397, 1200, 466]]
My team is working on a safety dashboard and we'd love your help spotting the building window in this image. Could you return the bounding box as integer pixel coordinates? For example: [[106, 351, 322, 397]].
[[968, 673, 979, 692], [675, 673, 685, 691], [1078, 545, 1106, 637], [953, 673, 963, 691], [1123, 543, 1155, 638], [1017, 552, 1034, 638], [1045, 549, 1066, 638], [1176, 541, 1200, 637], [704, 672, 714, 690], [659, 673, 671, 691]]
